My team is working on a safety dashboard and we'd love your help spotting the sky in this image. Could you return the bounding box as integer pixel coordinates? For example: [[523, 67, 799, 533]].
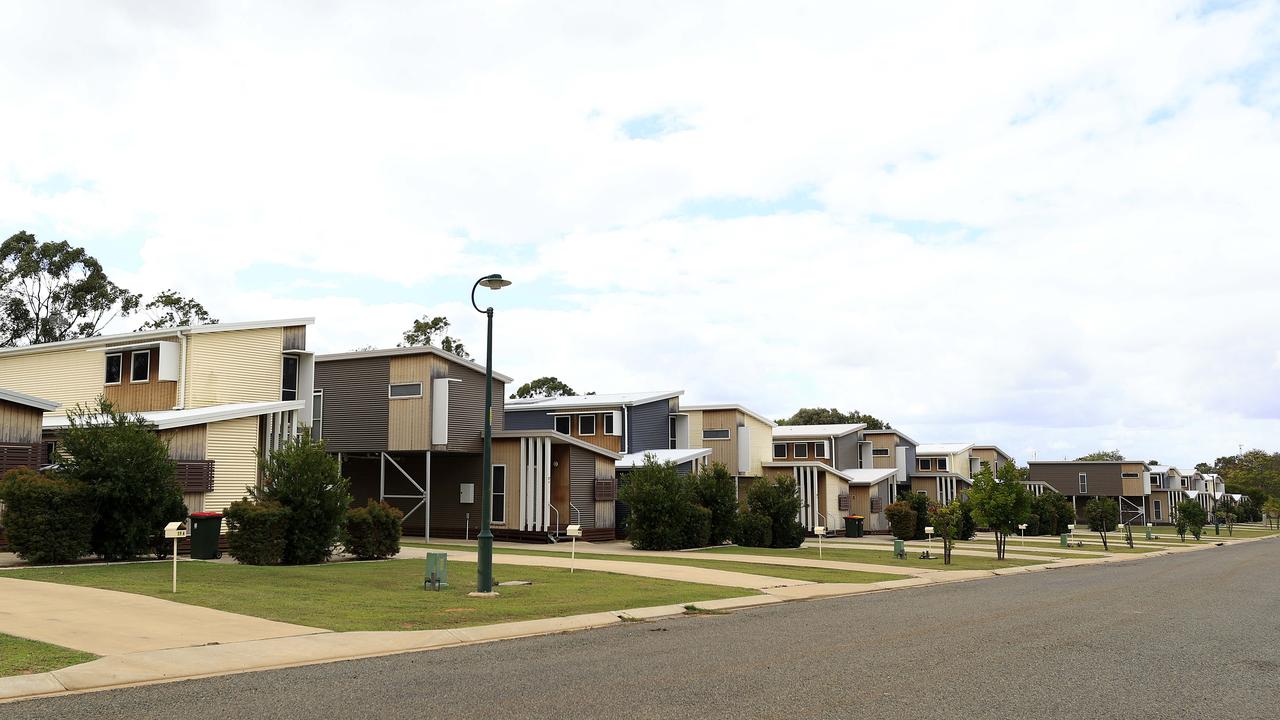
[[2, 1, 1279, 467]]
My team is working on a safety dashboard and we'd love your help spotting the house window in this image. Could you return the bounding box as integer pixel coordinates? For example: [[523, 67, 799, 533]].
[[872, 448, 890, 457], [554, 416, 571, 434], [793, 443, 808, 459], [578, 414, 596, 436], [603, 413, 614, 435], [388, 382, 422, 398], [492, 465, 506, 524], [1153, 499, 1162, 521], [1078, 473, 1088, 494], [669, 417, 677, 448], [1121, 472, 1139, 478], [814, 441, 828, 459], [131, 351, 150, 383], [703, 429, 731, 441], [918, 458, 932, 471], [773, 443, 787, 459], [311, 389, 323, 440], [936, 457, 948, 472], [105, 353, 123, 385], [282, 356, 300, 400]]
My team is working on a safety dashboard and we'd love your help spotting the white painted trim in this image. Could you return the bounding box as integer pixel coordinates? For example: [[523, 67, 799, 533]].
[[578, 414, 597, 436], [793, 442, 809, 459], [104, 352, 123, 386], [492, 464, 507, 525]]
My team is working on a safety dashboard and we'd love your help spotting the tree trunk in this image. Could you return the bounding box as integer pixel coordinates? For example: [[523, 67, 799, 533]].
[[1098, 531, 1108, 550]]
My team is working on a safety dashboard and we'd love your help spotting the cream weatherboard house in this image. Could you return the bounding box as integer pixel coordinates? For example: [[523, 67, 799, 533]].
[[0, 318, 314, 515], [911, 443, 977, 505], [684, 403, 777, 502]]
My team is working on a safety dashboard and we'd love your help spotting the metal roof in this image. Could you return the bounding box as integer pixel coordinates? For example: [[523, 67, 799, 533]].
[[316, 345, 514, 383], [616, 448, 713, 469], [773, 423, 866, 439], [916, 443, 975, 455], [682, 403, 778, 428], [42, 400, 304, 432], [505, 390, 682, 411], [0, 388, 59, 412], [0, 318, 314, 358]]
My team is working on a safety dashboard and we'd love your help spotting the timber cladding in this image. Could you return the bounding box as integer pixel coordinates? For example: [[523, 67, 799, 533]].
[[388, 353, 448, 452], [698, 409, 739, 469], [0, 399, 43, 444], [315, 356, 391, 453], [159, 425, 208, 461], [105, 348, 177, 412], [492, 438, 522, 526]]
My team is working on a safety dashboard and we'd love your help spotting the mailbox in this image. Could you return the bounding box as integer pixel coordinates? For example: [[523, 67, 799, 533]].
[[813, 526, 826, 537], [164, 521, 189, 539], [566, 524, 583, 538], [924, 526, 934, 534], [1066, 524, 1076, 532], [1017, 523, 1028, 530]]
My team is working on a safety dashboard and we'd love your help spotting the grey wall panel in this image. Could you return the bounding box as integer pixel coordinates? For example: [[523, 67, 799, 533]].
[[834, 433, 862, 469], [569, 445, 596, 527], [445, 365, 488, 453], [1029, 463, 1124, 496], [502, 409, 555, 431], [315, 357, 389, 453], [629, 399, 670, 452]]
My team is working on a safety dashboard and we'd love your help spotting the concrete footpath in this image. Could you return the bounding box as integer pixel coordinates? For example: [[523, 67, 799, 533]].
[[1, 533, 1263, 704]]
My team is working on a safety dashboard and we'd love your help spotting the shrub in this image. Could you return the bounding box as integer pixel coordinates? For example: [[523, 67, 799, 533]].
[[745, 475, 805, 548], [1084, 497, 1120, 550], [956, 496, 977, 540], [0, 468, 94, 564], [885, 500, 917, 541], [1177, 499, 1207, 540], [733, 512, 772, 547], [692, 463, 738, 545], [251, 436, 351, 564], [224, 500, 291, 565], [618, 456, 707, 550], [57, 400, 184, 561], [343, 500, 404, 560], [901, 491, 930, 540], [1034, 491, 1074, 536]]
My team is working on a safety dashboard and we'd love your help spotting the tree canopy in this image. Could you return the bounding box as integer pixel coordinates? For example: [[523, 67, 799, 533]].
[[776, 407, 891, 429], [136, 289, 218, 330], [967, 464, 1032, 559], [1202, 449, 1280, 501], [1, 231, 141, 346], [399, 315, 470, 359], [1075, 450, 1125, 461], [510, 376, 577, 399]]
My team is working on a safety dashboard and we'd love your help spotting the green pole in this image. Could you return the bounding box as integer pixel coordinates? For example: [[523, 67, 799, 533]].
[[477, 305, 495, 593]]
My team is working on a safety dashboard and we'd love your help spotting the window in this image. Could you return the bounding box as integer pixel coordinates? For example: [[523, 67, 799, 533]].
[[872, 448, 890, 457], [669, 417, 677, 449], [578, 414, 596, 436], [492, 465, 506, 524], [773, 443, 787, 459], [703, 428, 731, 441], [793, 443, 808, 459], [388, 382, 422, 398], [282, 356, 299, 400], [936, 457, 948, 471], [311, 390, 323, 440], [555, 416, 571, 434], [1078, 473, 1088, 494], [131, 351, 150, 383], [815, 441, 828, 459], [918, 458, 932, 471], [1121, 472, 1139, 478], [105, 353, 123, 385], [603, 412, 614, 435], [1153, 499, 1162, 521]]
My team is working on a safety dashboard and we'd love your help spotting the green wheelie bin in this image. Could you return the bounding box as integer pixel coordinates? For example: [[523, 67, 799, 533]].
[[189, 511, 223, 559]]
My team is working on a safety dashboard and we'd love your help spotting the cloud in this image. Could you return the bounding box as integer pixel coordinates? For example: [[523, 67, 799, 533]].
[[1, 0, 1278, 465]]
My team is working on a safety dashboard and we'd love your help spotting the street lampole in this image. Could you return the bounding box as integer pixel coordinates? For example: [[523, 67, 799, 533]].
[[471, 273, 512, 595]]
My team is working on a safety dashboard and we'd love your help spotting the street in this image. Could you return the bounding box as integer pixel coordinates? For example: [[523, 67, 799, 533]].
[[9, 539, 1277, 720]]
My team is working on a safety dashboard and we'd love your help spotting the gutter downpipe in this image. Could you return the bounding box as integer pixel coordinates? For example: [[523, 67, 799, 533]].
[[175, 331, 189, 410], [622, 405, 630, 454]]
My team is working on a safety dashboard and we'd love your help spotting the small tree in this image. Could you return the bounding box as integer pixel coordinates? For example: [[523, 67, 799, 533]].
[[1263, 498, 1280, 530], [928, 500, 963, 565], [1175, 511, 1189, 542], [885, 500, 917, 542], [251, 436, 351, 564], [744, 475, 805, 548], [900, 491, 930, 540], [56, 400, 185, 561], [618, 456, 707, 550], [1213, 497, 1237, 536], [692, 462, 738, 546], [1033, 490, 1074, 536], [1084, 497, 1119, 550], [1177, 499, 1208, 540], [956, 496, 977, 540], [967, 466, 1032, 559]]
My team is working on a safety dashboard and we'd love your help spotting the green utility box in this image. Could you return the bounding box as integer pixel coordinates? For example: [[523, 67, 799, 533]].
[[893, 539, 906, 559], [424, 552, 449, 591], [1059, 533, 1069, 547], [1145, 527, 1153, 540], [188, 512, 223, 559], [845, 516, 865, 538]]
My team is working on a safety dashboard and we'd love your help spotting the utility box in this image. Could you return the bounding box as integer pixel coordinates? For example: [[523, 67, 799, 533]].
[[1059, 533, 1069, 547], [424, 552, 448, 591], [893, 539, 905, 559]]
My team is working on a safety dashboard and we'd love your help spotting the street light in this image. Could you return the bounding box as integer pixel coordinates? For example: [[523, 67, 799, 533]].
[[471, 273, 511, 595]]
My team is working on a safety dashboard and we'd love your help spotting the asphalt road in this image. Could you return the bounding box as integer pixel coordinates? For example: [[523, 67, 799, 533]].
[[9, 539, 1278, 720]]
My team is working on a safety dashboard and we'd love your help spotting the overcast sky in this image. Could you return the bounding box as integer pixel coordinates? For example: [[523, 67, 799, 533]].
[[2, 1, 1278, 466]]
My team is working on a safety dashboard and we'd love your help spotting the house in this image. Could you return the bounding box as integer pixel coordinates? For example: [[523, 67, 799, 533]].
[[1168, 468, 1234, 522], [0, 318, 314, 515], [862, 428, 919, 505], [970, 445, 1015, 477], [1027, 460, 1152, 525], [911, 443, 976, 505], [1146, 464, 1178, 525], [684, 403, 777, 502], [764, 423, 896, 534], [316, 348, 620, 542], [0, 388, 58, 475]]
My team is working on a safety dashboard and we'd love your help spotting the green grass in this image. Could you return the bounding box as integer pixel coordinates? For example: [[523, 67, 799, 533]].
[[692, 545, 1045, 571], [954, 537, 1152, 554], [948, 540, 1106, 559], [405, 543, 900, 584], [0, 633, 96, 678], [12, 560, 750, 633]]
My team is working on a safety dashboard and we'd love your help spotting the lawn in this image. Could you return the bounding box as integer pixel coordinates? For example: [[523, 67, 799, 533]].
[[13, 560, 751, 633], [949, 541, 1106, 559], [692, 545, 1046, 571], [956, 537, 1154, 554], [406, 544, 902, 585], [0, 633, 96, 678]]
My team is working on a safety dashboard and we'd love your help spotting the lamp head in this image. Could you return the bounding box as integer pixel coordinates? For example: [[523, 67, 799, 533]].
[[478, 273, 512, 290]]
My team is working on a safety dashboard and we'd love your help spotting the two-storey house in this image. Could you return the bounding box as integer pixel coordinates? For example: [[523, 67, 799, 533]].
[[684, 403, 776, 503], [316, 347, 621, 543], [970, 445, 1015, 477], [911, 443, 976, 505], [862, 428, 919, 506], [0, 318, 314, 515], [1027, 460, 1152, 525], [763, 423, 898, 534]]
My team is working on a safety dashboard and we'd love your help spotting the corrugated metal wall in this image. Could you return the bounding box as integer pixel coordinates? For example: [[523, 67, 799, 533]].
[[315, 357, 390, 453], [834, 433, 862, 469], [569, 445, 596, 527], [628, 399, 669, 452], [0, 347, 102, 417], [186, 327, 284, 407], [204, 416, 261, 513], [444, 366, 505, 453], [501, 409, 554, 431]]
